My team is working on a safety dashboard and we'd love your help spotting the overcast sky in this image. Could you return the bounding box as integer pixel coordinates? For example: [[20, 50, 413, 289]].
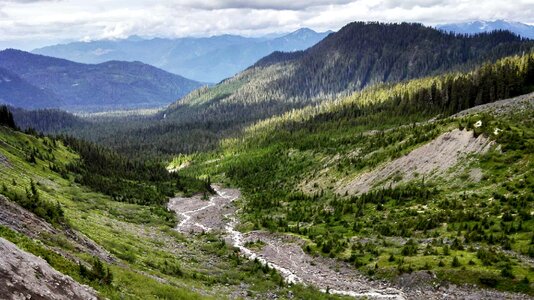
[[0, 0, 533, 50]]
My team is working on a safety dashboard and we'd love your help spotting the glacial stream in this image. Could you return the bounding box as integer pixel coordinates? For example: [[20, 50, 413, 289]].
[[168, 187, 405, 299]]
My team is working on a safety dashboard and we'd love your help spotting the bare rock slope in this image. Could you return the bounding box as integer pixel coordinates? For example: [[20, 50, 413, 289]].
[[0, 237, 98, 300], [453, 91, 534, 117], [338, 129, 493, 195]]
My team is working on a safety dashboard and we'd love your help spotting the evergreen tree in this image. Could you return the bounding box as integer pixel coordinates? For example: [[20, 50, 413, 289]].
[[0, 105, 17, 129]]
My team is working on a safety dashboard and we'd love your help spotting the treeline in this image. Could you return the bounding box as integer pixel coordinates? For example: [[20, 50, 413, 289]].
[[10, 107, 87, 133]]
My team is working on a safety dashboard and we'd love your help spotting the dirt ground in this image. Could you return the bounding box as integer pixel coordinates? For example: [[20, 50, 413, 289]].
[[240, 231, 404, 299], [0, 152, 10, 167], [452, 92, 534, 117]]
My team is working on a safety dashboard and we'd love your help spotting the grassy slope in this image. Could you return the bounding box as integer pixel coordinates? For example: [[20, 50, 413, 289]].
[[0, 126, 348, 300], [180, 96, 534, 294]]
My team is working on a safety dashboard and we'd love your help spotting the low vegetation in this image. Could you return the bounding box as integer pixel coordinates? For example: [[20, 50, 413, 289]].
[[182, 52, 534, 295]]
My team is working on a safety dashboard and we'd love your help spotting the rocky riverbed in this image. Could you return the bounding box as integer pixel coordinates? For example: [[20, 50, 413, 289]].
[[168, 187, 532, 300]]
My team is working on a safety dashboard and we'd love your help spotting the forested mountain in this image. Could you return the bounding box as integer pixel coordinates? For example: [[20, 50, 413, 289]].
[[0, 67, 62, 109], [32, 28, 331, 83], [0, 49, 202, 112], [77, 22, 533, 157], [17, 23, 534, 158], [166, 23, 533, 118], [438, 20, 534, 39], [258, 23, 532, 99]]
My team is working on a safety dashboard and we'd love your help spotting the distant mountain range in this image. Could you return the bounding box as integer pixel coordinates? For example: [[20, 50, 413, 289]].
[[437, 20, 534, 39], [32, 28, 332, 83], [0, 49, 202, 112]]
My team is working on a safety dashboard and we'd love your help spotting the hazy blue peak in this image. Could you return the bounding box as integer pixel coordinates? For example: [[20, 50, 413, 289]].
[[289, 28, 317, 34], [437, 20, 534, 39], [32, 28, 330, 83]]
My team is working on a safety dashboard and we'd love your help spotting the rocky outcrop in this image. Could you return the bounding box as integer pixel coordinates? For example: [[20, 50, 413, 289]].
[[0, 237, 98, 300], [0, 195, 114, 263], [0, 152, 10, 167]]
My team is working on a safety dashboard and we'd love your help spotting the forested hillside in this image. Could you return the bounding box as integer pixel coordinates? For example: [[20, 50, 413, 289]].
[[257, 22, 532, 99], [180, 52, 534, 296], [10, 107, 87, 133], [162, 23, 533, 134], [0, 49, 202, 112], [175, 22, 534, 109]]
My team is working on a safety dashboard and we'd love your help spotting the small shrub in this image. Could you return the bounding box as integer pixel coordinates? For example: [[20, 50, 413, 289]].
[[443, 244, 450, 256], [401, 239, 418, 256], [451, 256, 461, 267], [79, 258, 113, 285], [500, 264, 514, 279], [479, 276, 499, 287]]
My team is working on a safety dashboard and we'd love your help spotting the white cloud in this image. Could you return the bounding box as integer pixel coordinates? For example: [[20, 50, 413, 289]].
[[177, 0, 355, 10], [0, 0, 532, 50]]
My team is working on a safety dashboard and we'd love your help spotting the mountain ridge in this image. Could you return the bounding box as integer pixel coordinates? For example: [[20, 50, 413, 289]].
[[0, 49, 202, 112], [437, 20, 534, 39], [162, 22, 534, 130], [0, 66, 63, 109], [32, 29, 331, 83], [20, 22, 534, 159]]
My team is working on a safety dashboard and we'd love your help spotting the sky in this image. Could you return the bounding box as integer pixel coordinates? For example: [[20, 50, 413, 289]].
[[0, 0, 533, 50]]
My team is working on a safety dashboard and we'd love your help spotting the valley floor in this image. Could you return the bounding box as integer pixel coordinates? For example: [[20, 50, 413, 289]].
[[168, 187, 532, 299]]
